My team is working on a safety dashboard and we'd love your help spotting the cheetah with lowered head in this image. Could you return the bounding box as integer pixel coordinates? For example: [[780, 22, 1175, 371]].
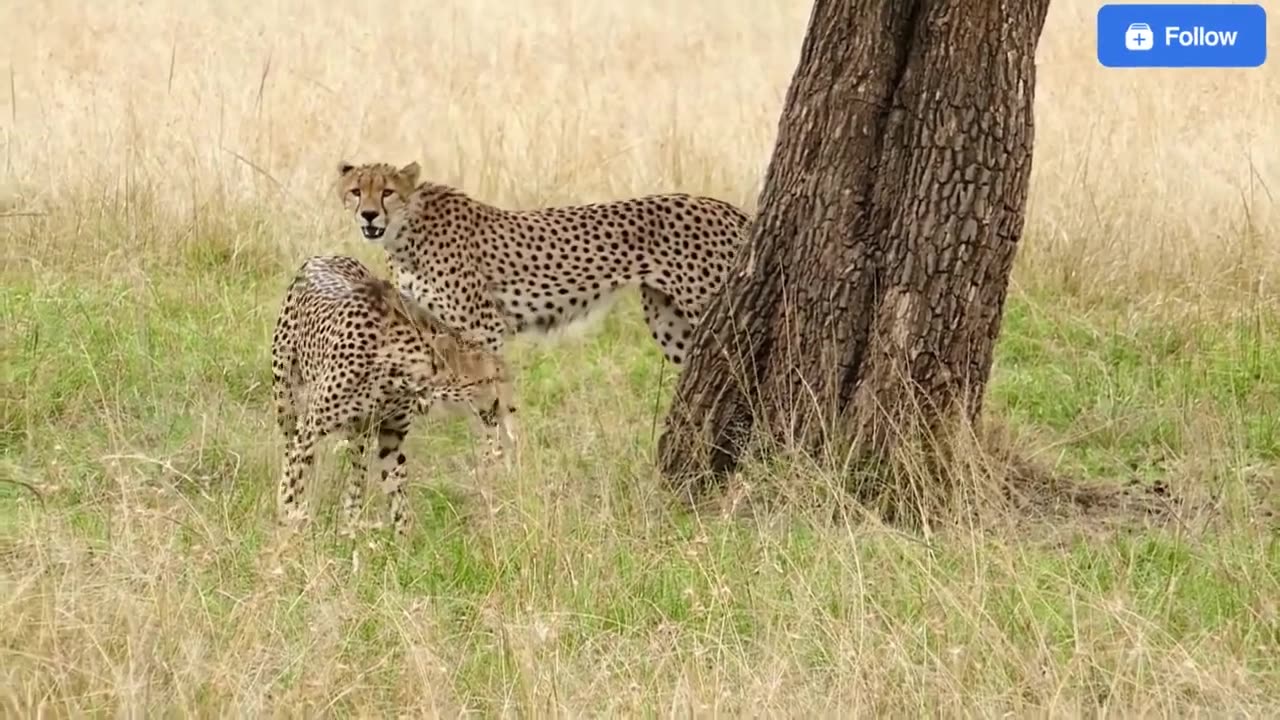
[[336, 161, 752, 366], [271, 254, 515, 538]]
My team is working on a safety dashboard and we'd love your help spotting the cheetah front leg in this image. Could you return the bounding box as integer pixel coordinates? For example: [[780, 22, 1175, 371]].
[[484, 378, 519, 466], [470, 396, 515, 469], [417, 278, 519, 465], [469, 297, 519, 458], [640, 286, 696, 366]]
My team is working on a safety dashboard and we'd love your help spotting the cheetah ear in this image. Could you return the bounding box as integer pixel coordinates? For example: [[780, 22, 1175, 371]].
[[398, 162, 421, 188], [337, 160, 355, 176]]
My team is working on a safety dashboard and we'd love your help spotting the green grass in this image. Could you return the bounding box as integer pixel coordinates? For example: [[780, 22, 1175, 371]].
[[4, 0, 1278, 711], [2, 240, 1277, 715], [991, 292, 1279, 480]]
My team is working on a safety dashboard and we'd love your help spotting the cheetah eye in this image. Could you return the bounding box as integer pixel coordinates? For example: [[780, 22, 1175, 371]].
[[349, 188, 361, 198], [381, 188, 395, 199]]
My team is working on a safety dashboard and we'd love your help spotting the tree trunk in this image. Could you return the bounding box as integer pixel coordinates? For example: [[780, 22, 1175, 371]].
[[659, 0, 1052, 494]]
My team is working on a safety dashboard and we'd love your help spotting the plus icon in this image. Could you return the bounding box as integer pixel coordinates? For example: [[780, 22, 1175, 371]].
[[1124, 23, 1155, 51]]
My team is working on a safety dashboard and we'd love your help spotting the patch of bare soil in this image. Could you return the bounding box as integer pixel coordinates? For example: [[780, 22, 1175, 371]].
[[988, 452, 1188, 543]]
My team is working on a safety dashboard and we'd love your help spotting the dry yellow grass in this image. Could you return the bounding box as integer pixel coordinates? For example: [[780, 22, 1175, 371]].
[[4, 1, 1275, 283], [2, 0, 1277, 715]]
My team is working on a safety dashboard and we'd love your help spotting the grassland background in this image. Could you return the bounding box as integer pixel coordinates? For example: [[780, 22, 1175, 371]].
[[1, 0, 1277, 715]]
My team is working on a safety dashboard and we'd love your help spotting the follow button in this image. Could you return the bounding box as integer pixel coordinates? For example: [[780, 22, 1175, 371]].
[[1097, 4, 1267, 68]]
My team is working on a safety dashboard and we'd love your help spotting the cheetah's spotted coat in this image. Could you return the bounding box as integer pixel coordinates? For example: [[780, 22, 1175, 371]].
[[336, 161, 752, 367], [270, 255, 515, 538]]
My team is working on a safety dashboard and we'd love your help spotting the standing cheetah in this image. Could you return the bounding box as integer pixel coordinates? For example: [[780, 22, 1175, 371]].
[[270, 254, 515, 538], [335, 161, 752, 366]]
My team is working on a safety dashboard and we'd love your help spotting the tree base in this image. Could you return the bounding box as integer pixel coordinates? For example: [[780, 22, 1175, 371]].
[[657, 0, 1055, 496], [663, 415, 1189, 542]]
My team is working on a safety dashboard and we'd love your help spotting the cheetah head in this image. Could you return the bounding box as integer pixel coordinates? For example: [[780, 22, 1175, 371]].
[[336, 161, 420, 242], [365, 278, 506, 396], [406, 332, 507, 403]]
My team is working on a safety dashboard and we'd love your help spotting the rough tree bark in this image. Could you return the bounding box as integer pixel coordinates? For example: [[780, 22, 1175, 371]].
[[659, 0, 1052, 491]]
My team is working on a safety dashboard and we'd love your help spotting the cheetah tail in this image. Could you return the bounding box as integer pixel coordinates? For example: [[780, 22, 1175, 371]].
[[269, 289, 301, 436]]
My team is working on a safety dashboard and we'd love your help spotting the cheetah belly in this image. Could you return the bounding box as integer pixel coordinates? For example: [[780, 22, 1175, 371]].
[[489, 277, 632, 339]]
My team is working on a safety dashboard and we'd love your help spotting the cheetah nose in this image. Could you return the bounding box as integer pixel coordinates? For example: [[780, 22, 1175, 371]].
[[360, 210, 379, 222]]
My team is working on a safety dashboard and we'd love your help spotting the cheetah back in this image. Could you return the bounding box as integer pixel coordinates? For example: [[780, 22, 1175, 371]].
[[384, 182, 751, 366]]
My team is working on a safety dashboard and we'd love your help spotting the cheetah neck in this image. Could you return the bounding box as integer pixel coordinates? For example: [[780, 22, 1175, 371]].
[[375, 201, 410, 254], [380, 182, 462, 255], [382, 212, 407, 251]]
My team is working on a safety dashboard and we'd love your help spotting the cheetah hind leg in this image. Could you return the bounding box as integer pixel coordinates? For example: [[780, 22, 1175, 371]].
[[276, 414, 327, 532], [374, 413, 415, 541], [639, 286, 696, 367], [338, 424, 373, 538]]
